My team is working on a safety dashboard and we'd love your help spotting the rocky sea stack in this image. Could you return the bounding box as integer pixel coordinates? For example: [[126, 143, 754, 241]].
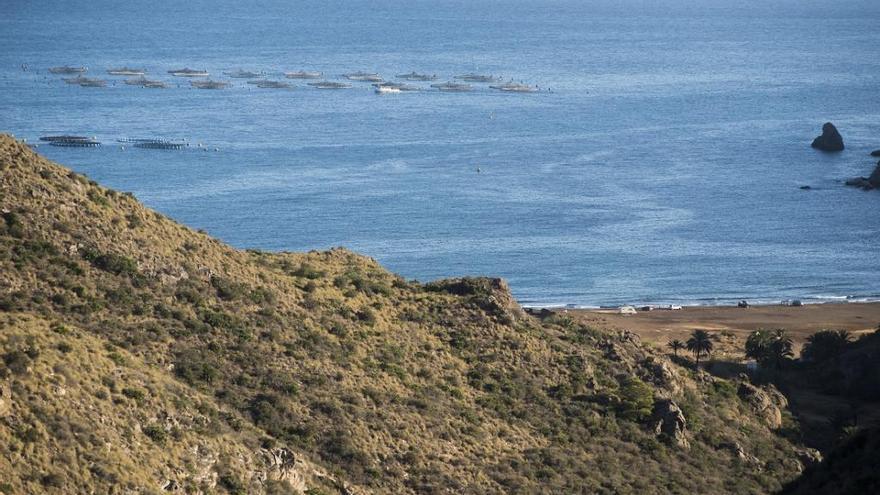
[[845, 161, 880, 191], [810, 122, 845, 152]]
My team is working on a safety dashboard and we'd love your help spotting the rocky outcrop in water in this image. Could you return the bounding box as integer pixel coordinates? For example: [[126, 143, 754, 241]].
[[845, 161, 880, 191], [870, 150, 880, 157], [810, 122, 844, 152]]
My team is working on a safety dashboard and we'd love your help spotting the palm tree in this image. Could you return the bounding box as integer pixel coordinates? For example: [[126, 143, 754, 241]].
[[686, 329, 714, 367], [802, 329, 851, 363], [767, 329, 794, 369], [668, 339, 685, 357], [745, 330, 771, 363]]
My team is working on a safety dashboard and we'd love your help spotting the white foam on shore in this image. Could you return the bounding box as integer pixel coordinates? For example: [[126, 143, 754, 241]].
[[520, 295, 880, 310]]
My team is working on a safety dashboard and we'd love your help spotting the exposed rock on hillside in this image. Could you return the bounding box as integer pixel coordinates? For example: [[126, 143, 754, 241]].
[[811, 122, 844, 151], [738, 381, 788, 429], [649, 399, 689, 449], [720, 441, 762, 469], [0, 381, 11, 417], [425, 277, 527, 324]]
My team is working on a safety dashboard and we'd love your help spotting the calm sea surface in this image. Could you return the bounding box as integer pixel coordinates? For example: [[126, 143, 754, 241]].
[[2, 0, 879, 307]]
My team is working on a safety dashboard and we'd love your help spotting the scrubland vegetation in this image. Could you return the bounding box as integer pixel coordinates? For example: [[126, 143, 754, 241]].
[[0, 134, 875, 493]]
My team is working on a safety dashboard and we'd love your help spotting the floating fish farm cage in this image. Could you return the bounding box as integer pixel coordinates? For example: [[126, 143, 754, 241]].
[[40, 135, 101, 147], [129, 139, 188, 150]]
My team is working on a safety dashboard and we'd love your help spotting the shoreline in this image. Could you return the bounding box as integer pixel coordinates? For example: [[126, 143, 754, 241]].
[[552, 301, 880, 348], [520, 296, 880, 311]]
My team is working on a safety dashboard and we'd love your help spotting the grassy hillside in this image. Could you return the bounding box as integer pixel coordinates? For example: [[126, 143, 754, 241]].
[[0, 134, 812, 493], [0, 313, 345, 494]]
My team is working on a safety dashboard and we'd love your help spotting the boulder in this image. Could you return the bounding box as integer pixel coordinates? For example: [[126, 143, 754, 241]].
[[720, 441, 763, 469], [845, 177, 874, 190], [793, 446, 823, 468], [870, 150, 880, 157], [845, 162, 880, 191], [640, 356, 681, 394], [811, 122, 845, 152], [261, 447, 307, 489], [738, 381, 786, 429], [869, 161, 880, 187], [0, 381, 11, 417], [649, 399, 689, 449]]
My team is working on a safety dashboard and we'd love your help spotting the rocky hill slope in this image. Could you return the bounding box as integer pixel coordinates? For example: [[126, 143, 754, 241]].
[[0, 134, 813, 493]]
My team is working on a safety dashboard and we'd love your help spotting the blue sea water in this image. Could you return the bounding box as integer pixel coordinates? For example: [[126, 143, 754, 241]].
[[1, 0, 879, 307]]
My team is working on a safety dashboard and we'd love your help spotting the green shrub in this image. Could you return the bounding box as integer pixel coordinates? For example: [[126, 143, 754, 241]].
[[174, 350, 220, 385], [211, 276, 248, 301], [41, 473, 64, 488], [1, 211, 24, 237], [218, 472, 246, 495], [291, 263, 325, 279], [81, 248, 138, 277], [125, 213, 142, 229], [2, 350, 33, 375], [617, 377, 654, 421], [143, 425, 167, 444], [121, 387, 145, 403], [87, 188, 110, 207]]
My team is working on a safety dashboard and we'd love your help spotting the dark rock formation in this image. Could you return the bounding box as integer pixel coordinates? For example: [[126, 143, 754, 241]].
[[793, 446, 823, 468], [845, 161, 880, 191], [870, 162, 880, 186], [811, 122, 845, 152], [870, 150, 880, 157], [649, 399, 689, 448]]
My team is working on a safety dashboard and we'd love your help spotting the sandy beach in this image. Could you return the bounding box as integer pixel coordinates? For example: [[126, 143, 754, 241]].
[[561, 302, 880, 349]]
